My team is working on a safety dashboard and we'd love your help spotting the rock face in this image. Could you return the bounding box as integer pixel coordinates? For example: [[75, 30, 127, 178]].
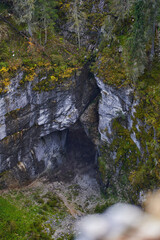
[[0, 65, 99, 187], [96, 77, 134, 143], [0, 62, 143, 194], [95, 77, 146, 201], [0, 64, 140, 190]]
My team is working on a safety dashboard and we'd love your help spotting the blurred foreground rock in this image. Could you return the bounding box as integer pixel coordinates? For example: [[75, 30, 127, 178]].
[[76, 191, 160, 240]]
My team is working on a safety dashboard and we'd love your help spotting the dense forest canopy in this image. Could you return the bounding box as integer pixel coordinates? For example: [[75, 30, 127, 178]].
[[0, 0, 58, 44], [1, 0, 160, 68]]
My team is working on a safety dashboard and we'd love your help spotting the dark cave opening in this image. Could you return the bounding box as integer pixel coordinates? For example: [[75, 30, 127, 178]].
[[50, 122, 98, 182], [66, 123, 97, 171]]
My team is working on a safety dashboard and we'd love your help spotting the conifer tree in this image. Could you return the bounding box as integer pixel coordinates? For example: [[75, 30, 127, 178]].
[[34, 0, 58, 45], [69, 0, 86, 48], [72, 0, 81, 48], [104, 0, 160, 80], [12, 0, 35, 36], [126, 0, 160, 78], [111, 0, 133, 20]]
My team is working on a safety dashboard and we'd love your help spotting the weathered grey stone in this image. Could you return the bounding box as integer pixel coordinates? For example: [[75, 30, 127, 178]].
[[0, 65, 99, 187], [80, 97, 100, 145], [96, 77, 134, 142]]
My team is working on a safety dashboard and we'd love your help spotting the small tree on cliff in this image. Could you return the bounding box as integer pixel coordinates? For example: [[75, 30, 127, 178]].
[[12, 0, 35, 37], [34, 0, 58, 45], [69, 0, 86, 48]]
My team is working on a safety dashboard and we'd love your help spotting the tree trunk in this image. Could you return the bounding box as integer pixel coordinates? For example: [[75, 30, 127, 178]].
[[74, 0, 81, 48], [44, 17, 47, 45], [150, 20, 156, 60], [28, 22, 33, 37]]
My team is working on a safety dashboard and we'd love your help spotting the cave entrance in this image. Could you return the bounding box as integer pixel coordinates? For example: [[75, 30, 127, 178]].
[[66, 123, 97, 173], [50, 122, 98, 182]]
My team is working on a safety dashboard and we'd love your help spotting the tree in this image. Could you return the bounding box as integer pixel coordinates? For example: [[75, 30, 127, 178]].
[[12, 0, 35, 36], [69, 0, 86, 48], [34, 0, 58, 45], [72, 0, 81, 48], [110, 0, 133, 20], [103, 0, 160, 81], [126, 0, 160, 79]]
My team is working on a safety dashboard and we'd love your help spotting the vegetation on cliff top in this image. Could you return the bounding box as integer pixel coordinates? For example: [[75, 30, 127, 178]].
[[0, 0, 107, 93], [93, 0, 160, 86], [0, 1, 87, 93]]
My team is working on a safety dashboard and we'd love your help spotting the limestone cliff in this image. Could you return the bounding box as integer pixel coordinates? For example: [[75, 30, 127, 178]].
[[0, 65, 99, 188]]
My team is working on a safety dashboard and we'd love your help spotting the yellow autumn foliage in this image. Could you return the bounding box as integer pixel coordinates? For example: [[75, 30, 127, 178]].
[[0, 67, 9, 73], [59, 67, 76, 79], [24, 72, 37, 82], [0, 77, 10, 93], [50, 75, 58, 82]]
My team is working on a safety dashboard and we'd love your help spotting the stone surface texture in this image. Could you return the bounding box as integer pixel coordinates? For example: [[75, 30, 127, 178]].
[[0, 65, 99, 187]]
